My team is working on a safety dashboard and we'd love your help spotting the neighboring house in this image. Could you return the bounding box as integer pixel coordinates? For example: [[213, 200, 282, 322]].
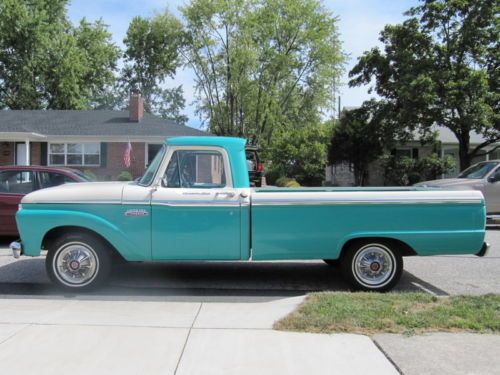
[[326, 108, 500, 186], [0, 93, 206, 180]]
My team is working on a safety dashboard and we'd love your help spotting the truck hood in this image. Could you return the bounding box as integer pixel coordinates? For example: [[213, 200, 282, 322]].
[[415, 178, 481, 188], [21, 181, 128, 204]]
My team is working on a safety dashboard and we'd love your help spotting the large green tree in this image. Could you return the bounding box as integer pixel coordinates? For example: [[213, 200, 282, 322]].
[[181, 0, 343, 141], [120, 11, 188, 124], [0, 0, 119, 110], [349, 0, 499, 171]]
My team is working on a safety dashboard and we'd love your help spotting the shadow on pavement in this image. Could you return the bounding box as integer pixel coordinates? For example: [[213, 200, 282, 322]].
[[0, 257, 448, 302]]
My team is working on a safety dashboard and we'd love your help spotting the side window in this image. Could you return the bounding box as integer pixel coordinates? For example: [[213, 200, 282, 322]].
[[39, 172, 74, 189], [164, 150, 227, 188], [0, 171, 35, 194]]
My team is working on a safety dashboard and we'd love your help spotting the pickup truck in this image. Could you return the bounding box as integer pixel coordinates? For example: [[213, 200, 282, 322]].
[[11, 137, 488, 292]]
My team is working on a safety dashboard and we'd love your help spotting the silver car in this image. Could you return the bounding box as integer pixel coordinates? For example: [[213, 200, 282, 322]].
[[416, 160, 500, 220]]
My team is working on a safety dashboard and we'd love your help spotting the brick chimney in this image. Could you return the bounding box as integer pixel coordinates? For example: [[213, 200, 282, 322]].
[[129, 91, 144, 122]]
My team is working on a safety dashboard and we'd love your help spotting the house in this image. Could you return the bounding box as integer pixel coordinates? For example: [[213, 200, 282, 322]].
[[0, 93, 206, 180], [326, 108, 500, 186]]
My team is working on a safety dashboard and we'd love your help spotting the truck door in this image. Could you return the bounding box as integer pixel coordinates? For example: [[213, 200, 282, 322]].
[[151, 147, 241, 260]]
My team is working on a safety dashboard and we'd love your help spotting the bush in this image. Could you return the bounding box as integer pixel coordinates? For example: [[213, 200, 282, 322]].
[[83, 169, 97, 181], [381, 153, 455, 186], [276, 177, 301, 187], [117, 171, 133, 181]]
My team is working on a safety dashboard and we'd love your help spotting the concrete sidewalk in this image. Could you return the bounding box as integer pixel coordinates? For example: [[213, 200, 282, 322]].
[[375, 333, 500, 375], [0, 297, 398, 375]]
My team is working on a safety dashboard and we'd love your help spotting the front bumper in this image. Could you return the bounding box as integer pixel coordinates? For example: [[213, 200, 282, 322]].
[[9, 241, 22, 259], [476, 242, 490, 257]]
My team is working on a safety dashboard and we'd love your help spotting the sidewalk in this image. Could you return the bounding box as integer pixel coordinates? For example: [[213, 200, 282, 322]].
[[0, 296, 398, 375]]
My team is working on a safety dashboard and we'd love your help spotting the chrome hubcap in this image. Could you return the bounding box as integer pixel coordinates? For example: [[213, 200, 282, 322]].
[[353, 244, 395, 287], [54, 243, 98, 286]]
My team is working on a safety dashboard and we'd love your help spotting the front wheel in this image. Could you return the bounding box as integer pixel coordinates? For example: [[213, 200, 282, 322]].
[[46, 232, 111, 291], [340, 240, 403, 292]]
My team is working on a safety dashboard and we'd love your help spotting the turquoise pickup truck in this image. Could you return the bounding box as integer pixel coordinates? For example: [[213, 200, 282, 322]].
[[12, 137, 488, 292]]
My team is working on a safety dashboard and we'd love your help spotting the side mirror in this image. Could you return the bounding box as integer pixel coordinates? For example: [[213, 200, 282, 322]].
[[487, 175, 500, 183]]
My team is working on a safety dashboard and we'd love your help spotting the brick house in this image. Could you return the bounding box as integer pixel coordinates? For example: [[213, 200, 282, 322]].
[[0, 93, 206, 180]]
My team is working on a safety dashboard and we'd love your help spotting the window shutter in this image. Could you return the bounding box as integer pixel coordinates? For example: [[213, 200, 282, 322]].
[[100, 143, 107, 167], [40, 143, 47, 165]]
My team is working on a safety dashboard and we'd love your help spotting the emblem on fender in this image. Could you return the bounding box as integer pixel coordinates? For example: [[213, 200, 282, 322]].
[[124, 209, 149, 217]]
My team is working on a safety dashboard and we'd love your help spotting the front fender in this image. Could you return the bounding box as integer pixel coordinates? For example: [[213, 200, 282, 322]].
[[16, 207, 149, 261]]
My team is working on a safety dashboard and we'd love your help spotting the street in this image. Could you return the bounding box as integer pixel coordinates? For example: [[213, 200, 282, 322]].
[[0, 230, 498, 375], [0, 230, 499, 297]]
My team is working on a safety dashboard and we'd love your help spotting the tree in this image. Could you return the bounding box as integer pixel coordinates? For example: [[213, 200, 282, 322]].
[[267, 122, 331, 186], [181, 0, 343, 141], [349, 0, 499, 171], [0, 0, 119, 110], [120, 11, 188, 124], [328, 100, 404, 185]]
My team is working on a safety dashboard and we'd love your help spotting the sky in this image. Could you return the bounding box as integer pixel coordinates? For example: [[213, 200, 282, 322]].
[[67, 0, 418, 129]]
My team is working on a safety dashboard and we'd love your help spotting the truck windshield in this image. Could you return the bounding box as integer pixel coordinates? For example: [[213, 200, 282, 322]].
[[138, 145, 166, 185], [458, 161, 499, 179]]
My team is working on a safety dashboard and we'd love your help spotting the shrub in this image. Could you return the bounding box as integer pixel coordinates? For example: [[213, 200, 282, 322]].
[[276, 177, 301, 187], [117, 171, 133, 181]]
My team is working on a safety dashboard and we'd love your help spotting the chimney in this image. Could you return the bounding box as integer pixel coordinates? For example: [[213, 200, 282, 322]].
[[129, 91, 144, 122]]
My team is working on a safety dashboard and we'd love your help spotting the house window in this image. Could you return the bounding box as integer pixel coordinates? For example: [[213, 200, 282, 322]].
[[394, 148, 419, 159], [49, 143, 100, 166]]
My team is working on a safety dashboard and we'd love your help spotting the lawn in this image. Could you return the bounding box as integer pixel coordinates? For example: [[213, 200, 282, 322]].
[[274, 292, 500, 336]]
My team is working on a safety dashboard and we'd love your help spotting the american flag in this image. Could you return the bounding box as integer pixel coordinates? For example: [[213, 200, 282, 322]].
[[123, 141, 132, 168]]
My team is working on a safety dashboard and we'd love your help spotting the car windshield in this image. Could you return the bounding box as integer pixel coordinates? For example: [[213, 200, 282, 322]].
[[458, 161, 499, 179], [138, 145, 166, 185]]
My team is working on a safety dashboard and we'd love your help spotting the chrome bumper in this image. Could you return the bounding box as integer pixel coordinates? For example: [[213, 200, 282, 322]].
[[9, 241, 22, 259], [476, 242, 490, 257]]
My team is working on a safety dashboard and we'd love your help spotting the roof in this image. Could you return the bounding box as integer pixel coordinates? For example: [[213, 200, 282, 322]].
[[166, 136, 245, 148], [0, 110, 206, 140]]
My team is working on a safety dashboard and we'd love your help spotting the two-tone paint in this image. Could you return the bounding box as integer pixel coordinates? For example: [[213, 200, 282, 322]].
[[16, 137, 486, 264]]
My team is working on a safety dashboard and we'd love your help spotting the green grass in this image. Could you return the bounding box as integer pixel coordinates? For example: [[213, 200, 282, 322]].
[[274, 292, 500, 336]]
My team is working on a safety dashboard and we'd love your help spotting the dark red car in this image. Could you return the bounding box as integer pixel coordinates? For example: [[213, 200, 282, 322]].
[[0, 166, 91, 236]]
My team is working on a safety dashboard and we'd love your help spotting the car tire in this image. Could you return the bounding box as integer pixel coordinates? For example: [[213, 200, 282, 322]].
[[46, 232, 112, 292], [340, 240, 403, 292]]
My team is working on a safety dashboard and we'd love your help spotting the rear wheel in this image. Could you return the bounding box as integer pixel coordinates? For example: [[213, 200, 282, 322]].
[[46, 232, 111, 291], [340, 240, 403, 292]]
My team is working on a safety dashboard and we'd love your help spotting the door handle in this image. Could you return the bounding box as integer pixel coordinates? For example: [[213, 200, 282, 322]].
[[215, 192, 235, 199]]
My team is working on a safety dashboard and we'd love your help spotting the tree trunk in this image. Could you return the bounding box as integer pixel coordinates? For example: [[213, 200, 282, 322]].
[[458, 134, 471, 171]]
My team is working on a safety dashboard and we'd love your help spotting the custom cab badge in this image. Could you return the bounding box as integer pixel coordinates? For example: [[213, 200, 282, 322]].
[[124, 209, 149, 217]]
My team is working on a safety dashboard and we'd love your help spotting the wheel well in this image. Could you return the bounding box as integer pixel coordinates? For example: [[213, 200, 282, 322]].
[[41, 226, 125, 262], [339, 237, 417, 259]]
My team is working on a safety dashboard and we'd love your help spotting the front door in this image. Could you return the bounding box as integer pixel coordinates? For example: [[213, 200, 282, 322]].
[[151, 147, 241, 260], [483, 167, 500, 213], [16, 143, 27, 166], [0, 170, 35, 235]]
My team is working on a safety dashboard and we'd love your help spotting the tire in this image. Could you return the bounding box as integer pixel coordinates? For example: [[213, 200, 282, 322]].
[[46, 232, 112, 291], [323, 259, 339, 267], [340, 240, 403, 292]]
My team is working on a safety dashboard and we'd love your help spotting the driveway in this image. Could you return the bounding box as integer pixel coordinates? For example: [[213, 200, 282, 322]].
[[0, 230, 498, 374]]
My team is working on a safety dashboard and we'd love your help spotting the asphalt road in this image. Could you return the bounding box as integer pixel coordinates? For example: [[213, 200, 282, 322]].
[[0, 229, 498, 299]]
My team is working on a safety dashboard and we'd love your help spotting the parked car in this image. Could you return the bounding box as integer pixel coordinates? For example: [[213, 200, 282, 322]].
[[0, 166, 91, 236], [415, 160, 500, 220], [12, 137, 487, 292], [246, 145, 263, 187]]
